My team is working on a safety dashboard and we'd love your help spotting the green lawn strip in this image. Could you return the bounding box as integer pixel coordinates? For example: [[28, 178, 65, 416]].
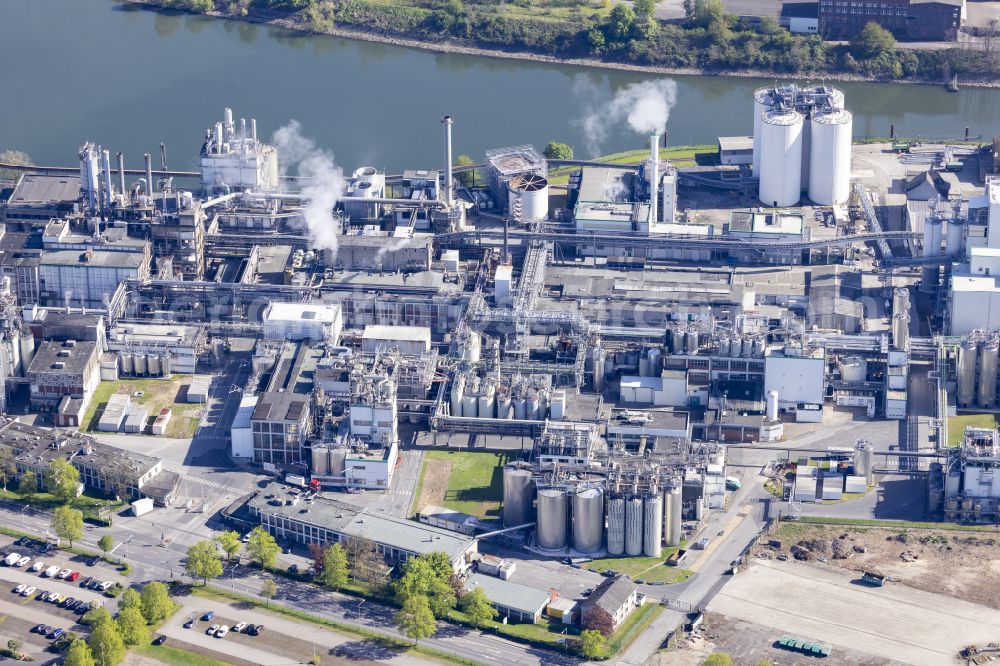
[[795, 516, 999, 532], [0, 488, 124, 526], [582, 545, 691, 583], [137, 644, 233, 666], [410, 454, 430, 517], [605, 603, 662, 656], [80, 376, 200, 438], [423, 450, 509, 519], [190, 586, 481, 666], [947, 413, 1000, 446]]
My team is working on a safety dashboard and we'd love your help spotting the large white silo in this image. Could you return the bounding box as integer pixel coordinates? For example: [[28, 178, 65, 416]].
[[759, 108, 804, 208], [752, 87, 773, 175], [809, 108, 853, 206]]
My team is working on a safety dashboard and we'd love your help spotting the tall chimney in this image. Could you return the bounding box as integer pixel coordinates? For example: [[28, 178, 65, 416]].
[[145, 153, 153, 195], [649, 132, 659, 225], [101, 149, 113, 210], [224, 107, 233, 133], [117, 152, 126, 199], [251, 118, 257, 143], [215, 123, 223, 154], [442, 116, 454, 206], [241, 118, 247, 143]]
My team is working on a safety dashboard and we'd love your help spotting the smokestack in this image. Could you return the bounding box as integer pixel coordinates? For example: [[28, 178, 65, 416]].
[[241, 118, 247, 143], [251, 118, 257, 143], [101, 149, 113, 210], [224, 107, 233, 134], [442, 116, 454, 206], [117, 152, 126, 200], [145, 153, 153, 195], [215, 123, 223, 154], [649, 132, 659, 225]]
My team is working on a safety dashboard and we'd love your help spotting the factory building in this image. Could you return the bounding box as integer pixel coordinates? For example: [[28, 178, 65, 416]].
[[335, 232, 433, 272], [580, 576, 640, 634], [361, 325, 431, 354], [262, 302, 343, 344], [950, 178, 1000, 334], [27, 339, 101, 411], [1, 175, 80, 224], [818, 0, 964, 41], [937, 427, 1000, 522], [763, 344, 825, 416], [200, 108, 279, 193], [38, 249, 150, 310], [464, 573, 552, 624], [250, 342, 319, 466], [106, 322, 203, 375], [343, 167, 386, 223]]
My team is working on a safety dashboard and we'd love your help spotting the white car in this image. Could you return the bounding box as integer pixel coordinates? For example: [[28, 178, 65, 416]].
[[206, 624, 219, 636], [232, 622, 247, 633], [13, 584, 25, 594], [21, 586, 35, 597], [15, 556, 30, 567], [30, 561, 44, 573], [57, 569, 72, 580], [99, 581, 113, 591], [215, 625, 229, 638], [43, 566, 59, 578]]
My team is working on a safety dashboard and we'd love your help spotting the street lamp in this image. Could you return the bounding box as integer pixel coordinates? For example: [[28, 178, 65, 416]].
[[20, 504, 30, 533], [357, 599, 366, 621]]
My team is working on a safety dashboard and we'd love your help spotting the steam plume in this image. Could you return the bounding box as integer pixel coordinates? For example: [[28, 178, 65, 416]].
[[574, 77, 678, 156], [273, 120, 346, 260]]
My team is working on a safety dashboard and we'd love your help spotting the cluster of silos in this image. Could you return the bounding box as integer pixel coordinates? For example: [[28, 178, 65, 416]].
[[923, 202, 967, 289], [667, 326, 701, 355], [955, 332, 1000, 408], [311, 444, 347, 478], [118, 352, 170, 377], [753, 85, 852, 207], [891, 288, 910, 352], [638, 348, 663, 377], [715, 332, 766, 358], [603, 491, 668, 558]]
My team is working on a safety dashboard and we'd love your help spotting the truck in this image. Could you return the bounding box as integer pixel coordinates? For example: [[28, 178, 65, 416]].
[[725, 476, 742, 491], [860, 571, 886, 587], [285, 474, 306, 488], [3, 552, 19, 566], [666, 549, 687, 566]]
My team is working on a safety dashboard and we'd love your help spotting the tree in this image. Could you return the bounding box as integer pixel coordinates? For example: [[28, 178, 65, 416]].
[[185, 540, 223, 585], [702, 654, 733, 666], [246, 526, 281, 569], [579, 629, 607, 659], [53, 505, 84, 547], [18, 470, 37, 501], [0, 150, 31, 181], [48, 458, 81, 503], [216, 530, 242, 561], [320, 544, 348, 590], [260, 578, 278, 606], [0, 448, 15, 490], [455, 154, 475, 188], [346, 538, 388, 594], [118, 587, 141, 613], [852, 21, 896, 59], [64, 639, 96, 666], [116, 606, 148, 646], [582, 608, 615, 638], [6, 639, 20, 658], [459, 587, 497, 628], [140, 581, 173, 624], [98, 535, 114, 556], [543, 141, 574, 161], [632, 0, 655, 18], [82, 606, 113, 628], [395, 595, 436, 645], [426, 577, 457, 619], [88, 620, 126, 666]]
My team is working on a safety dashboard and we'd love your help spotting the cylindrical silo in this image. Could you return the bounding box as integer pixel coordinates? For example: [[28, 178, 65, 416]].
[[892, 313, 910, 352], [717, 333, 731, 358], [647, 348, 661, 376], [766, 389, 779, 422], [643, 493, 663, 558], [589, 346, 606, 392], [514, 398, 528, 420], [979, 336, 999, 408], [330, 448, 347, 476], [572, 488, 604, 554], [893, 287, 909, 316], [120, 353, 134, 376], [537, 488, 569, 550], [497, 387, 513, 420], [946, 217, 966, 257], [462, 392, 478, 418], [957, 337, 978, 407], [639, 354, 651, 377], [606, 495, 625, 555], [686, 330, 699, 355], [134, 353, 147, 375], [752, 87, 773, 175], [854, 440, 874, 487], [527, 390, 541, 420], [478, 382, 495, 419], [450, 374, 465, 417], [147, 354, 162, 377], [741, 336, 753, 358], [663, 486, 682, 547], [808, 108, 853, 206], [508, 174, 550, 222], [503, 465, 535, 527], [759, 108, 804, 208], [624, 496, 644, 556], [312, 445, 330, 476]]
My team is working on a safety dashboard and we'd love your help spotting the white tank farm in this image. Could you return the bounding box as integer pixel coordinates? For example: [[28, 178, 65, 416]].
[[957, 338, 978, 407], [752, 87, 772, 174], [606, 496, 625, 556], [478, 383, 495, 419], [759, 108, 804, 208], [572, 488, 605, 554], [663, 486, 682, 547], [808, 108, 853, 206], [311, 445, 331, 475], [624, 496, 644, 556], [536, 488, 569, 550], [979, 336, 999, 408], [502, 466, 536, 527], [508, 174, 549, 222], [643, 494, 663, 557]]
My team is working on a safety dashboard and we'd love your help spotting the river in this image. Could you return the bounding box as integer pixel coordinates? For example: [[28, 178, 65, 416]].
[[2, 0, 1000, 173]]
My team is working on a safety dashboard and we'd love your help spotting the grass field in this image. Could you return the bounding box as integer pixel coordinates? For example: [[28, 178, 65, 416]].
[[547, 144, 718, 186], [947, 413, 1000, 446], [137, 644, 237, 666], [81, 376, 203, 439], [0, 487, 124, 525], [791, 516, 1000, 532], [414, 450, 510, 519], [582, 549, 693, 584]]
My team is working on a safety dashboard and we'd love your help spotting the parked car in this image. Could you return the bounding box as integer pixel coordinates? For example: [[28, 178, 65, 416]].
[[233, 622, 247, 633], [14, 538, 27, 547], [43, 566, 59, 578], [61, 597, 75, 608], [86, 556, 100, 567], [694, 537, 710, 550], [30, 561, 44, 572], [16, 556, 31, 567], [99, 581, 114, 591], [31, 624, 45, 634], [48, 593, 64, 604], [22, 586, 36, 597], [47, 628, 64, 640], [80, 576, 93, 588], [13, 584, 25, 594], [36, 590, 49, 601], [183, 619, 195, 629], [88, 580, 102, 589], [206, 624, 219, 636], [202, 611, 215, 621], [153, 635, 167, 645], [215, 625, 229, 638], [67, 571, 80, 582], [57, 569, 72, 579], [42, 543, 54, 554], [249, 624, 264, 636]]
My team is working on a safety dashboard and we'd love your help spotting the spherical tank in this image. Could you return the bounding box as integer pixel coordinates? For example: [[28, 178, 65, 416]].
[[508, 174, 550, 222], [752, 87, 773, 174], [536, 488, 569, 550], [643, 494, 663, 557], [759, 109, 804, 208], [663, 487, 683, 547], [119, 353, 134, 375], [572, 488, 605, 554], [978, 336, 999, 408], [808, 108, 853, 206], [502, 466, 536, 527], [624, 496, 644, 556], [957, 337, 978, 407], [606, 496, 625, 555]]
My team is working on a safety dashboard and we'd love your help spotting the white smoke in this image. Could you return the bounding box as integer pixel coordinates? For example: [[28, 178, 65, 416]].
[[375, 236, 412, 266], [273, 120, 346, 261], [574, 77, 678, 157]]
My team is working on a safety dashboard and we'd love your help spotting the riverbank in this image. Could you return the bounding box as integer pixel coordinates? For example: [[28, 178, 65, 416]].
[[120, 0, 1000, 88]]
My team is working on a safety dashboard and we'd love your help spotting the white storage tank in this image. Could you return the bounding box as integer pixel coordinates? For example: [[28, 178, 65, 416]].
[[503, 466, 536, 527], [134, 353, 148, 376], [147, 354, 162, 377], [527, 390, 541, 420], [839, 357, 868, 383], [643, 493, 663, 557], [766, 389, 779, 421], [946, 217, 966, 257], [752, 87, 773, 174], [663, 486, 682, 547], [537, 488, 569, 550], [508, 174, 549, 222], [717, 334, 731, 357], [572, 488, 605, 554], [979, 336, 999, 408], [606, 495, 626, 556], [759, 108, 804, 208], [809, 108, 853, 206], [462, 393, 478, 418], [514, 398, 528, 420], [478, 382, 495, 419], [647, 348, 661, 375], [120, 353, 134, 375], [624, 496, 644, 556], [450, 374, 465, 417], [957, 337, 978, 407], [312, 445, 331, 476], [497, 388, 513, 419]]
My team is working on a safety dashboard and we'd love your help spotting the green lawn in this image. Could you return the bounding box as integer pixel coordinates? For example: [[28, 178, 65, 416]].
[[794, 516, 1000, 532], [0, 487, 124, 525], [81, 376, 203, 438], [137, 644, 234, 666], [582, 547, 693, 584], [947, 413, 1000, 446], [416, 450, 510, 520], [606, 603, 662, 656], [547, 144, 717, 186]]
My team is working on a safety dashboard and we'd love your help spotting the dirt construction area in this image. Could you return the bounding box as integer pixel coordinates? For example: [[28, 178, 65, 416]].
[[708, 558, 1000, 665]]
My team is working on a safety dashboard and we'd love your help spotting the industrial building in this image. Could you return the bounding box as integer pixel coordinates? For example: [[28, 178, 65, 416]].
[[818, 0, 964, 41]]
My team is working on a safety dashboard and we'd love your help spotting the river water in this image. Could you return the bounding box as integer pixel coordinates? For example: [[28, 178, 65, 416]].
[[2, 0, 1000, 173]]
